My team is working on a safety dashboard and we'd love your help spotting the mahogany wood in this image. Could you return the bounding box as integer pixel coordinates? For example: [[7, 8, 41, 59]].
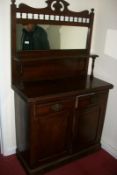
[[11, 1, 113, 175], [14, 76, 113, 174], [11, 0, 95, 86]]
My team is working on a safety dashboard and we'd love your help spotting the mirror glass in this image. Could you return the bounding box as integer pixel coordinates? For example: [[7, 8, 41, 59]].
[[16, 24, 88, 51]]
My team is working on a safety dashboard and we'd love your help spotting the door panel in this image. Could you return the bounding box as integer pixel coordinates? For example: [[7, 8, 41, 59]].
[[76, 106, 100, 145], [30, 99, 74, 167], [73, 92, 108, 152], [73, 93, 101, 151]]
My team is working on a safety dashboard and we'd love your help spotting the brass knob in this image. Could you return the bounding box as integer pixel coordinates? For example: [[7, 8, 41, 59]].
[[51, 103, 62, 112]]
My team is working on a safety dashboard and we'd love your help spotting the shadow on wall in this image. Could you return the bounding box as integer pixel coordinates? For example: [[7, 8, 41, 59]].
[[104, 29, 117, 60]]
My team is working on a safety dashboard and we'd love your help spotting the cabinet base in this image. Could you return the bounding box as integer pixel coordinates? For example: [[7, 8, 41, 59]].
[[17, 143, 101, 175]]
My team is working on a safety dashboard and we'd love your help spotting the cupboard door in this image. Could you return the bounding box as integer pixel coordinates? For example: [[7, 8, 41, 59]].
[[74, 105, 100, 150], [30, 99, 74, 167], [73, 92, 108, 151]]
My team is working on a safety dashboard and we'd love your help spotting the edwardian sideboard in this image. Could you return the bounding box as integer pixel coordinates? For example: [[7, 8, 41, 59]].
[[11, 0, 113, 174]]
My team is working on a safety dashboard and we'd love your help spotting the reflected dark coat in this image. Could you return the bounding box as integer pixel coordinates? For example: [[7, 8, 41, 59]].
[[22, 26, 50, 50]]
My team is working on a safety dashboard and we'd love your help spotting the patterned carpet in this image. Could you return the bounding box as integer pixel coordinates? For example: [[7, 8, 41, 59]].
[[0, 149, 117, 175]]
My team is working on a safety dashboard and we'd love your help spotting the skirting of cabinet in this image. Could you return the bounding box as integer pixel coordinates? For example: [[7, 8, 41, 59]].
[[17, 143, 101, 175]]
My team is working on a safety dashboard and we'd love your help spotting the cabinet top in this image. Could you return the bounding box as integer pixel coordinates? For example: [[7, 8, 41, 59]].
[[12, 76, 113, 102]]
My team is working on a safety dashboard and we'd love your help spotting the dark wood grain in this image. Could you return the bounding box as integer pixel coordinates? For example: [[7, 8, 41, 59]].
[[14, 77, 113, 174], [11, 1, 113, 175], [11, 0, 94, 86]]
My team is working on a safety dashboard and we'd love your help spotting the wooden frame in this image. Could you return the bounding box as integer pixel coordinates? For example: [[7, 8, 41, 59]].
[[11, 0, 96, 87]]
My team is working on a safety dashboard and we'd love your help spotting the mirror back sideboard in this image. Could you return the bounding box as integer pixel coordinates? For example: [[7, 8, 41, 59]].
[[11, 1, 113, 175]]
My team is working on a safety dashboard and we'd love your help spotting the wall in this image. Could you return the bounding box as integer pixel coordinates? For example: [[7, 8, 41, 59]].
[[93, 0, 117, 158], [0, 0, 16, 155], [0, 0, 116, 158]]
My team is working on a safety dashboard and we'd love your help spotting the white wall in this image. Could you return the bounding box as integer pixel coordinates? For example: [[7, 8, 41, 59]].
[[0, 0, 117, 158], [93, 0, 117, 158], [0, 0, 16, 155]]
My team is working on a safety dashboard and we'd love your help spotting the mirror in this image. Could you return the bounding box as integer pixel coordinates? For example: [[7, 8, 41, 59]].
[[16, 24, 88, 51]]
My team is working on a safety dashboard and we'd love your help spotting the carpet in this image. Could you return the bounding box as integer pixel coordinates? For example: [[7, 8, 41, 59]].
[[0, 149, 117, 175]]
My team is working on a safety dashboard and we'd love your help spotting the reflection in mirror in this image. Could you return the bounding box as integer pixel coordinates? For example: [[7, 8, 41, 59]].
[[16, 24, 88, 50]]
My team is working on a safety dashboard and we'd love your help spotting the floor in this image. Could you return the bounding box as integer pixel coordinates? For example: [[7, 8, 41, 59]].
[[0, 149, 117, 175]]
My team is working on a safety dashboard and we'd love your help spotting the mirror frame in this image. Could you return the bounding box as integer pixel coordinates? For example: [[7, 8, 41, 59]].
[[11, 0, 95, 85], [11, 0, 94, 54]]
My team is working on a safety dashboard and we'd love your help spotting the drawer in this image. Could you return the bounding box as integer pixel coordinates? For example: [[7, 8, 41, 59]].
[[76, 93, 98, 109], [36, 99, 74, 116]]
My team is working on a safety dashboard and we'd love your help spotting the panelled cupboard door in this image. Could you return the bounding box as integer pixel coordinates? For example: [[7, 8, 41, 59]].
[[29, 99, 74, 167], [73, 91, 108, 151]]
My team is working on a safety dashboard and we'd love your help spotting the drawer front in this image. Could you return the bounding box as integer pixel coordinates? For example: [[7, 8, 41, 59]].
[[36, 99, 74, 116], [76, 93, 98, 109]]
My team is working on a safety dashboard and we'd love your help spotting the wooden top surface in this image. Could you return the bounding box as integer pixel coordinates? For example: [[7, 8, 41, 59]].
[[12, 76, 113, 102]]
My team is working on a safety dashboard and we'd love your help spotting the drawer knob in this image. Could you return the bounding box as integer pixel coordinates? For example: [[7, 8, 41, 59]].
[[51, 103, 62, 112]]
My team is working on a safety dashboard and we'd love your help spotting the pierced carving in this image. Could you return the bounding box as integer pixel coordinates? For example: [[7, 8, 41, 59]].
[[49, 0, 69, 12], [47, 0, 69, 12], [12, 0, 94, 27], [51, 1, 63, 12]]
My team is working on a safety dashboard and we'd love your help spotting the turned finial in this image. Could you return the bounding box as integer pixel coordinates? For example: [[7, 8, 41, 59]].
[[11, 0, 16, 4], [91, 8, 94, 13], [90, 54, 99, 79]]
